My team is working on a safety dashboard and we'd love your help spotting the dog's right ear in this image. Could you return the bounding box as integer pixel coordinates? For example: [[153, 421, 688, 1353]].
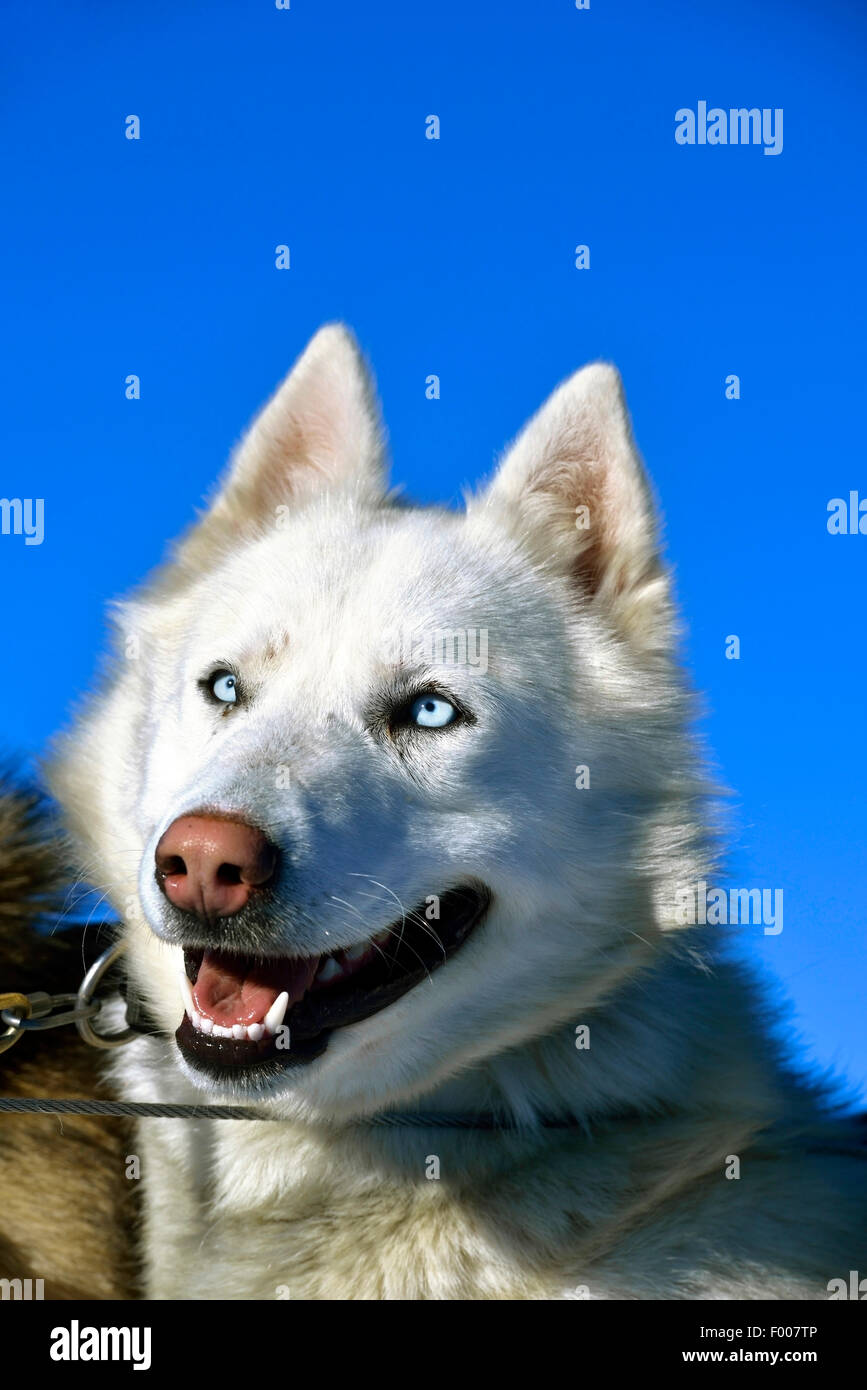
[[474, 363, 674, 655], [176, 324, 386, 571]]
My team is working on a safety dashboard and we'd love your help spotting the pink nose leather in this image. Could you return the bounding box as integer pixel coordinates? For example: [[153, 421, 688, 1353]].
[[154, 815, 277, 919]]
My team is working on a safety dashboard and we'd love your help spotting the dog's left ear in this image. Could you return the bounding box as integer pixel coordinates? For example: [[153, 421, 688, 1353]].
[[176, 323, 385, 572], [477, 363, 673, 651]]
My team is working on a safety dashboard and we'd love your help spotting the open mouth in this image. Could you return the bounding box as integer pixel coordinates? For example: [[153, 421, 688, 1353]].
[[174, 884, 490, 1079]]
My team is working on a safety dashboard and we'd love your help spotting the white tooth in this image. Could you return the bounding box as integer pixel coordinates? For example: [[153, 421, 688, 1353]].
[[247, 1023, 264, 1042], [178, 967, 195, 1018], [316, 957, 342, 983], [344, 943, 367, 963], [199, 1016, 213, 1034], [232, 1024, 246, 1041], [192, 1010, 201, 1030], [263, 991, 289, 1036], [213, 1024, 233, 1039]]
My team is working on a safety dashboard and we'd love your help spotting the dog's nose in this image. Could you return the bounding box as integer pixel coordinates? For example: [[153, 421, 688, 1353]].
[[154, 815, 277, 919]]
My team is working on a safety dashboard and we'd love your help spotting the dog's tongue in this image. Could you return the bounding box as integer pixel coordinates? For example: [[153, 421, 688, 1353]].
[[192, 949, 319, 1027]]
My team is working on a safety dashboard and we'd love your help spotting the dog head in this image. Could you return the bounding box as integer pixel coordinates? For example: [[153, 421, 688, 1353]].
[[50, 325, 704, 1119]]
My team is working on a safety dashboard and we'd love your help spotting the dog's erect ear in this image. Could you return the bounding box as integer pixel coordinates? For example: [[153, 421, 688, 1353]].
[[476, 363, 673, 650], [177, 324, 385, 570]]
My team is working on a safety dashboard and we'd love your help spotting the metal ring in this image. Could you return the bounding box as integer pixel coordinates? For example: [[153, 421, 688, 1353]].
[[0, 992, 32, 1055], [75, 941, 139, 1050]]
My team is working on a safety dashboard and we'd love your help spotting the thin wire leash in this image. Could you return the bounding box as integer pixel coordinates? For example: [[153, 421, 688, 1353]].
[[0, 1096, 579, 1127], [0, 939, 575, 1129]]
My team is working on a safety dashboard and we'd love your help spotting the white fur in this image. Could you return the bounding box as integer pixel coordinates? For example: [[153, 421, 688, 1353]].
[[48, 325, 866, 1299]]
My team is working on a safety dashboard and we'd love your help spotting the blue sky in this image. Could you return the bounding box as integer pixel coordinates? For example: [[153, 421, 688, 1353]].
[[2, 1, 865, 1102]]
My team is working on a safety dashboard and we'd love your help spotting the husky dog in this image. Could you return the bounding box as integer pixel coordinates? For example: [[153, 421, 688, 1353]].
[[46, 325, 865, 1300]]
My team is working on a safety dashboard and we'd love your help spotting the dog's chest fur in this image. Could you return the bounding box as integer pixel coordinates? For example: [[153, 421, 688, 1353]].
[[118, 1032, 859, 1302]]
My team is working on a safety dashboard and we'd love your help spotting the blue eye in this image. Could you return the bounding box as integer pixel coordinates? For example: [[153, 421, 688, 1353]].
[[410, 695, 457, 729], [211, 672, 237, 704]]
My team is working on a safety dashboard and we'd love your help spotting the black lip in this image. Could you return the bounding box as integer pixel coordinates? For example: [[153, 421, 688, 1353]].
[[176, 1011, 329, 1069], [175, 884, 490, 1079]]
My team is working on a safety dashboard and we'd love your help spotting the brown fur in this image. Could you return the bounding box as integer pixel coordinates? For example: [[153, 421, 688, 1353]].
[[0, 776, 136, 1299]]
